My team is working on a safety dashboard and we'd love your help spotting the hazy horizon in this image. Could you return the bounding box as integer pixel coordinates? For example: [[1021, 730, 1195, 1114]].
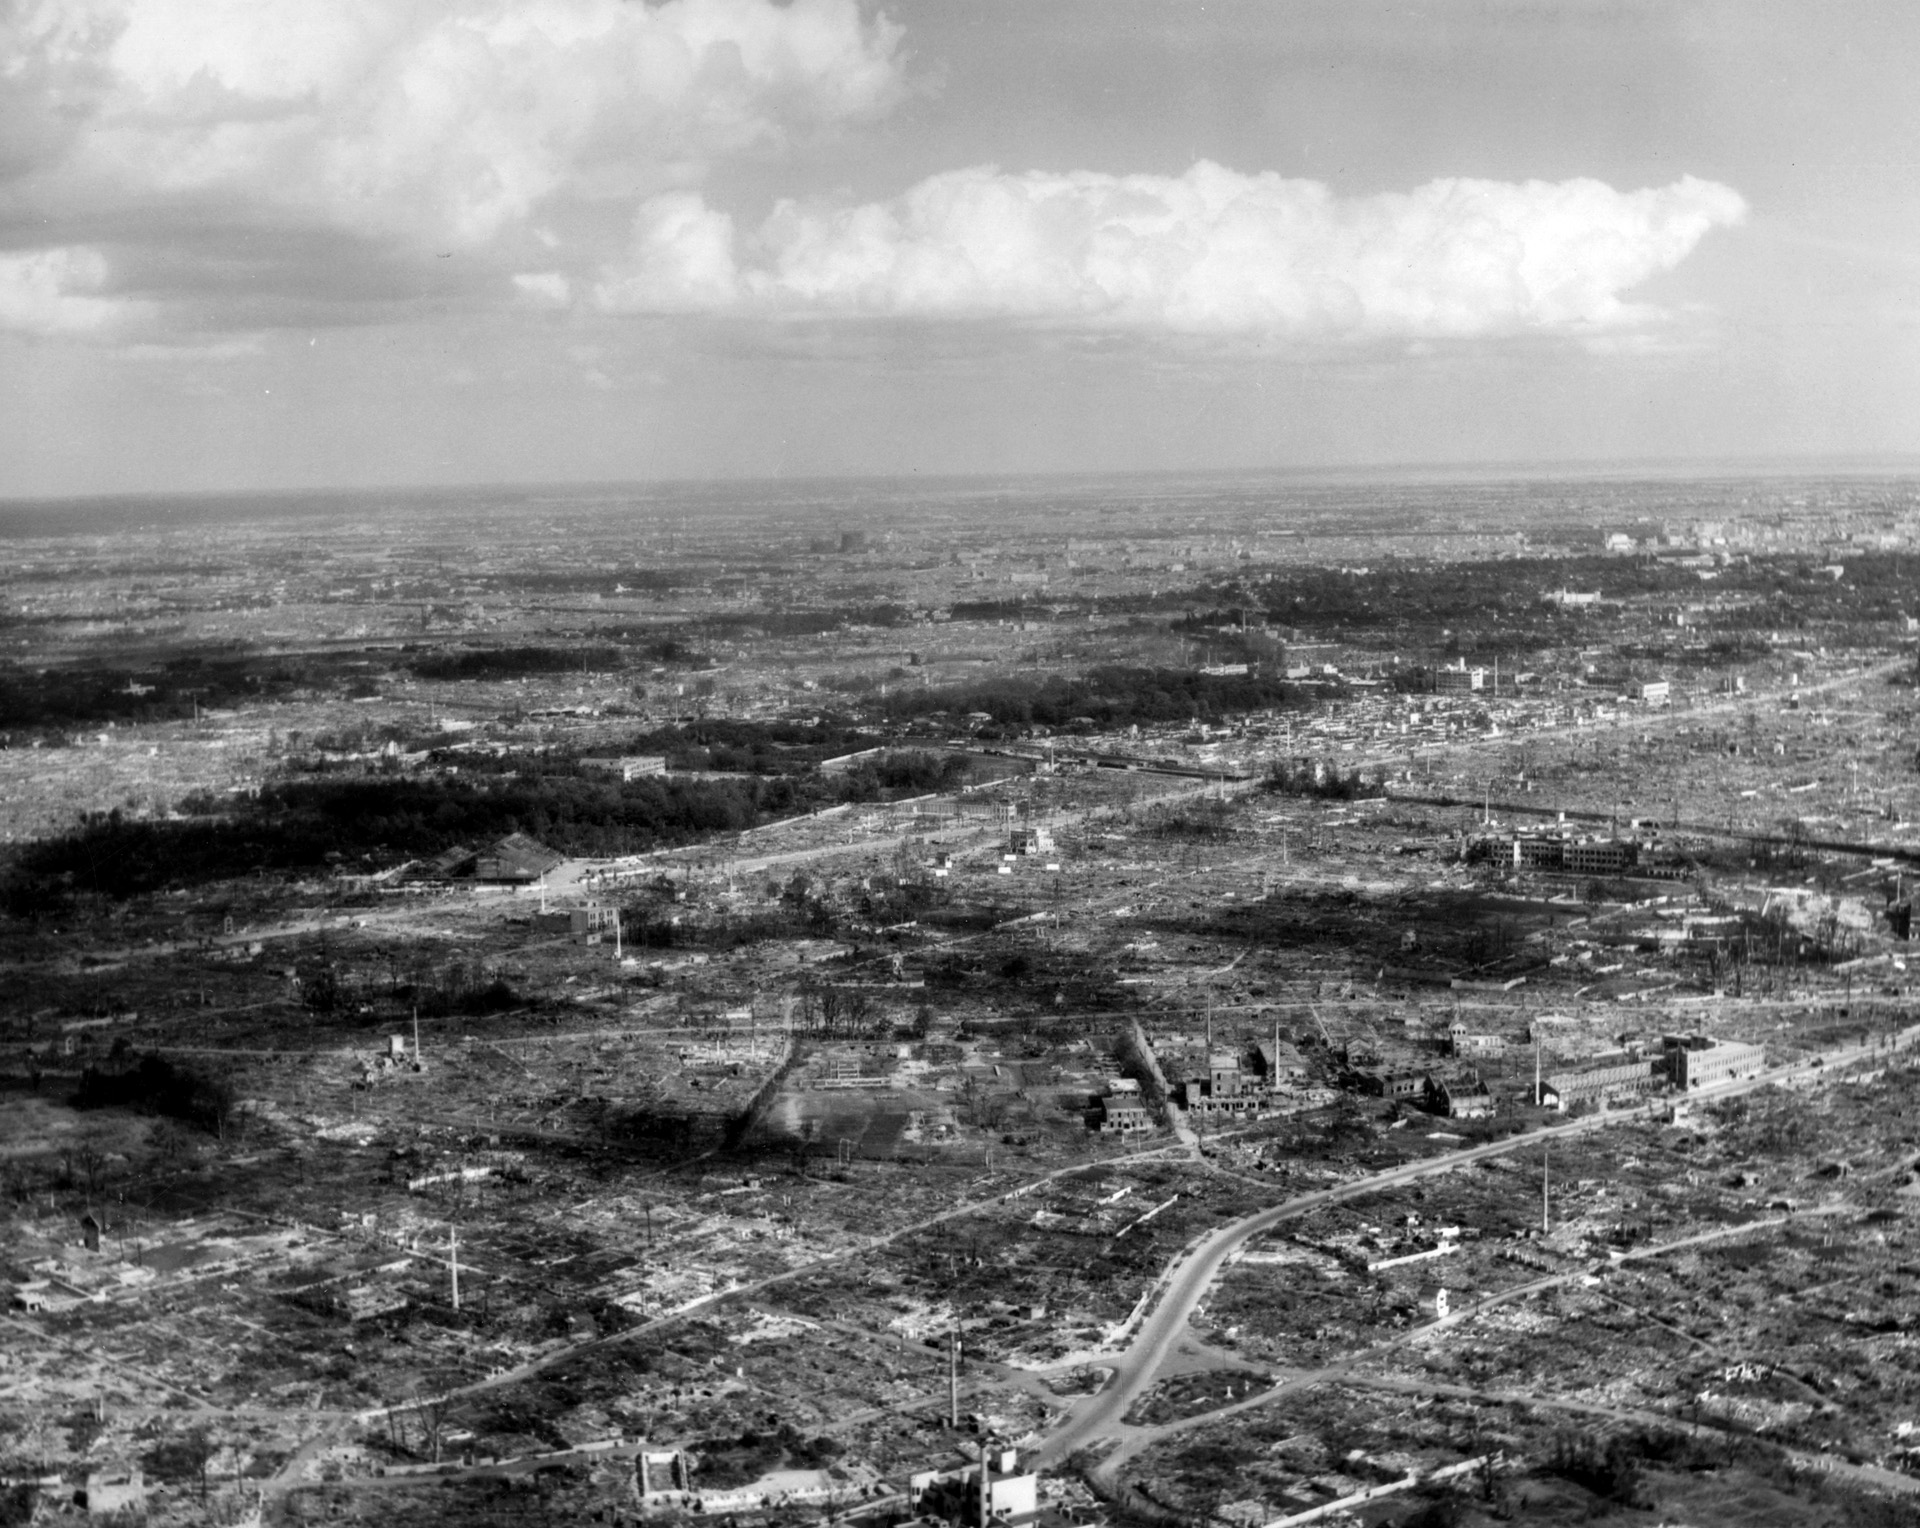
[[6, 451, 1920, 514], [3, 2, 1917, 497]]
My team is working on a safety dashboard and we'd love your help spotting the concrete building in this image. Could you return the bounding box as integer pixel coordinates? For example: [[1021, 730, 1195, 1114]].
[[910, 1448, 1039, 1526], [532, 904, 617, 941], [1447, 1022, 1506, 1057], [1009, 825, 1054, 856], [1563, 837, 1637, 876], [1095, 1077, 1154, 1133], [1664, 1034, 1767, 1090], [580, 754, 667, 780], [1433, 660, 1485, 694], [1538, 1054, 1662, 1111], [1254, 1039, 1309, 1086], [1630, 679, 1671, 705], [1504, 832, 1640, 875], [1181, 1052, 1263, 1116], [1511, 833, 1565, 869]]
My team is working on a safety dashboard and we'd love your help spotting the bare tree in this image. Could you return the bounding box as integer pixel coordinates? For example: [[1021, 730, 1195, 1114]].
[[414, 1395, 452, 1464], [74, 1139, 110, 1199]]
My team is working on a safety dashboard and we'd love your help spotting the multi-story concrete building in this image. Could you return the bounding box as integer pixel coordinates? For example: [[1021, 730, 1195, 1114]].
[[1182, 1052, 1263, 1116], [1664, 1034, 1767, 1090], [1434, 661, 1485, 694], [1095, 1077, 1154, 1133], [1563, 837, 1637, 876]]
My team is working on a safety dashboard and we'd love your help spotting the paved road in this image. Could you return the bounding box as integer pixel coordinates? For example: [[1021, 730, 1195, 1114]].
[[1084, 1207, 1851, 1474], [356, 1140, 1197, 1425], [1031, 1038, 1908, 1469]]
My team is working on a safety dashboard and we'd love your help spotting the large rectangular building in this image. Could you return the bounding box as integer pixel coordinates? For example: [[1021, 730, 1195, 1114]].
[[1539, 1055, 1662, 1111], [1664, 1034, 1767, 1090], [1434, 662, 1485, 694], [1564, 837, 1637, 876], [581, 755, 667, 780]]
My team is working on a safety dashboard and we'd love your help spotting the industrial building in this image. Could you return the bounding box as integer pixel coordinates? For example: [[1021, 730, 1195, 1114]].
[[1180, 1051, 1264, 1116], [1426, 1074, 1496, 1119], [909, 1447, 1039, 1526], [1538, 1054, 1663, 1111], [1254, 1039, 1309, 1085], [471, 832, 565, 883]]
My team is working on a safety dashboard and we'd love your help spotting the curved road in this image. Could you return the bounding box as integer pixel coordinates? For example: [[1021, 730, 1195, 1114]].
[[1033, 1040, 1905, 1468]]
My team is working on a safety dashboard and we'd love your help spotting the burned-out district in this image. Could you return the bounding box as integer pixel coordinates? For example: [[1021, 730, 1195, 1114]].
[[6, 473, 1920, 1528]]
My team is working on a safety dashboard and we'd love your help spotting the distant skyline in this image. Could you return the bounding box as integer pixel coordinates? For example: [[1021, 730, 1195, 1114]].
[[2, 1, 1917, 497]]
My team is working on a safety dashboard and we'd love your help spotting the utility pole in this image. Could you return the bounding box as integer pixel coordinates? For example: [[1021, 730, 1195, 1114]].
[[949, 1327, 961, 1427], [449, 1226, 460, 1311], [1542, 1138, 1551, 1235], [413, 1007, 421, 1066]]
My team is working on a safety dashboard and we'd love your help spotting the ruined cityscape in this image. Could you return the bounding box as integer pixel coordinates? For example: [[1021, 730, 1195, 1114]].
[[1, 469, 1918, 1526]]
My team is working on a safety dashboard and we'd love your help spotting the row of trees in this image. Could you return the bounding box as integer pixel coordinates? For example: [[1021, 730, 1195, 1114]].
[[12, 773, 809, 899], [879, 664, 1323, 730], [408, 644, 626, 680], [72, 1053, 240, 1137]]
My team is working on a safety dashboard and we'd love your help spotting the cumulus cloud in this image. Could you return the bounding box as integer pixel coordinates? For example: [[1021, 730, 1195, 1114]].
[[596, 162, 1747, 338], [1, 0, 906, 251], [595, 192, 741, 312], [0, 246, 141, 335]]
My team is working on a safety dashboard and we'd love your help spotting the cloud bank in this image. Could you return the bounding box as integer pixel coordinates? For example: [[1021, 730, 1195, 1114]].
[[597, 163, 1747, 338], [0, 4, 1745, 349], [0, 0, 905, 333], [6, 0, 904, 244]]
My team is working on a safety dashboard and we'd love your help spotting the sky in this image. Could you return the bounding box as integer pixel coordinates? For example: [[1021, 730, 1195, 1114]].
[[1, 0, 1916, 497]]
